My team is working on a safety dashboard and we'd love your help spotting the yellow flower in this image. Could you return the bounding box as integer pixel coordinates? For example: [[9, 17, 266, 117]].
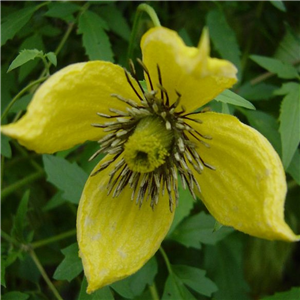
[[2, 27, 299, 293]]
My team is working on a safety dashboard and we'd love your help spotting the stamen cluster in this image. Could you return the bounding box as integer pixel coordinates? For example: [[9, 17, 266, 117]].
[[90, 59, 215, 212]]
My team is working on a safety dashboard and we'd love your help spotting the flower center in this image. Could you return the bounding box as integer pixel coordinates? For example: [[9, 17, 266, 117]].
[[124, 116, 173, 173]]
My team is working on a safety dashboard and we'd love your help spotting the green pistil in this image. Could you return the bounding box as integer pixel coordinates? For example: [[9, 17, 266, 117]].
[[124, 116, 173, 173]]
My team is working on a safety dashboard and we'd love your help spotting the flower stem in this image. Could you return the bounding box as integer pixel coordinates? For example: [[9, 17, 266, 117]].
[[32, 229, 76, 249], [29, 248, 63, 300], [1, 76, 48, 122], [127, 3, 161, 61], [1, 170, 45, 199], [159, 247, 173, 274], [149, 282, 160, 300]]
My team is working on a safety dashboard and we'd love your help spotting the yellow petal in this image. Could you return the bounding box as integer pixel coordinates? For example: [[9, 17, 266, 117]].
[[1, 61, 141, 153], [187, 112, 299, 241], [141, 27, 237, 111], [77, 156, 174, 293]]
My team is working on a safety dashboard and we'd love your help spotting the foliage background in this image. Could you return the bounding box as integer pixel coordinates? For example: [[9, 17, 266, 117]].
[[1, 1, 300, 300]]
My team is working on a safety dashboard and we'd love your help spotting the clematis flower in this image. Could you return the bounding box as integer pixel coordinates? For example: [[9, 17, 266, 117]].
[[2, 27, 299, 293]]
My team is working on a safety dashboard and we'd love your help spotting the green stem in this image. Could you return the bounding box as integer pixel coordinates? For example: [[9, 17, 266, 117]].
[[1, 76, 48, 122], [149, 283, 160, 300], [127, 3, 161, 61], [32, 229, 76, 249], [1, 230, 19, 247], [159, 247, 173, 274], [29, 248, 63, 300], [1, 170, 45, 199]]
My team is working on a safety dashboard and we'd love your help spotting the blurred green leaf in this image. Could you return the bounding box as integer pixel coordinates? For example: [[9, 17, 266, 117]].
[[53, 243, 83, 281], [1, 292, 29, 300], [42, 191, 66, 212], [287, 149, 300, 185], [1, 255, 6, 287], [1, 4, 42, 46], [238, 82, 278, 101], [111, 257, 157, 298], [173, 265, 218, 297], [43, 155, 88, 204], [276, 82, 300, 168], [169, 212, 234, 249], [269, 1, 286, 12], [9, 94, 32, 113], [78, 10, 114, 62], [11, 190, 30, 242], [45, 52, 57, 66], [162, 273, 197, 300], [45, 2, 80, 22], [79, 277, 114, 299], [250, 55, 299, 79], [206, 9, 241, 78], [7, 49, 43, 72], [261, 287, 300, 299], [1, 134, 12, 158], [215, 90, 255, 110]]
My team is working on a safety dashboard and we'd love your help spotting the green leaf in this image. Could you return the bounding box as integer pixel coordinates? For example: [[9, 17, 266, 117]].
[[173, 265, 218, 297], [261, 287, 300, 300], [169, 212, 234, 249], [215, 89, 255, 110], [250, 55, 299, 79], [53, 243, 83, 281], [1, 255, 6, 287], [270, 1, 286, 12], [79, 277, 114, 300], [11, 190, 30, 242], [45, 2, 80, 22], [9, 94, 32, 113], [43, 155, 88, 204], [206, 9, 241, 78], [45, 52, 57, 66], [1, 134, 12, 158], [1, 5, 41, 46], [162, 273, 197, 300], [1, 292, 29, 300], [243, 110, 282, 155], [78, 10, 114, 62], [98, 4, 131, 41], [111, 257, 157, 298], [204, 235, 251, 300], [287, 149, 300, 185], [7, 49, 43, 72], [42, 191, 66, 212], [276, 82, 300, 168], [238, 82, 278, 101], [167, 181, 194, 236]]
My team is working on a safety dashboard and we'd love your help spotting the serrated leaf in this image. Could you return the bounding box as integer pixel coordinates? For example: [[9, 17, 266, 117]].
[[1, 255, 6, 287], [78, 10, 114, 62], [173, 265, 218, 297], [238, 82, 278, 101], [215, 89, 255, 110], [111, 257, 157, 298], [11, 190, 30, 242], [206, 9, 241, 78], [169, 212, 234, 249], [43, 155, 88, 204], [79, 277, 114, 300], [277, 82, 300, 168], [287, 149, 300, 185], [7, 49, 43, 72], [250, 55, 299, 79], [1, 5, 40, 46], [261, 287, 300, 300], [1, 134, 12, 158], [45, 2, 80, 22], [243, 110, 282, 155], [270, 0, 286, 12], [53, 243, 83, 281], [1, 292, 29, 300], [46, 52, 57, 66]]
